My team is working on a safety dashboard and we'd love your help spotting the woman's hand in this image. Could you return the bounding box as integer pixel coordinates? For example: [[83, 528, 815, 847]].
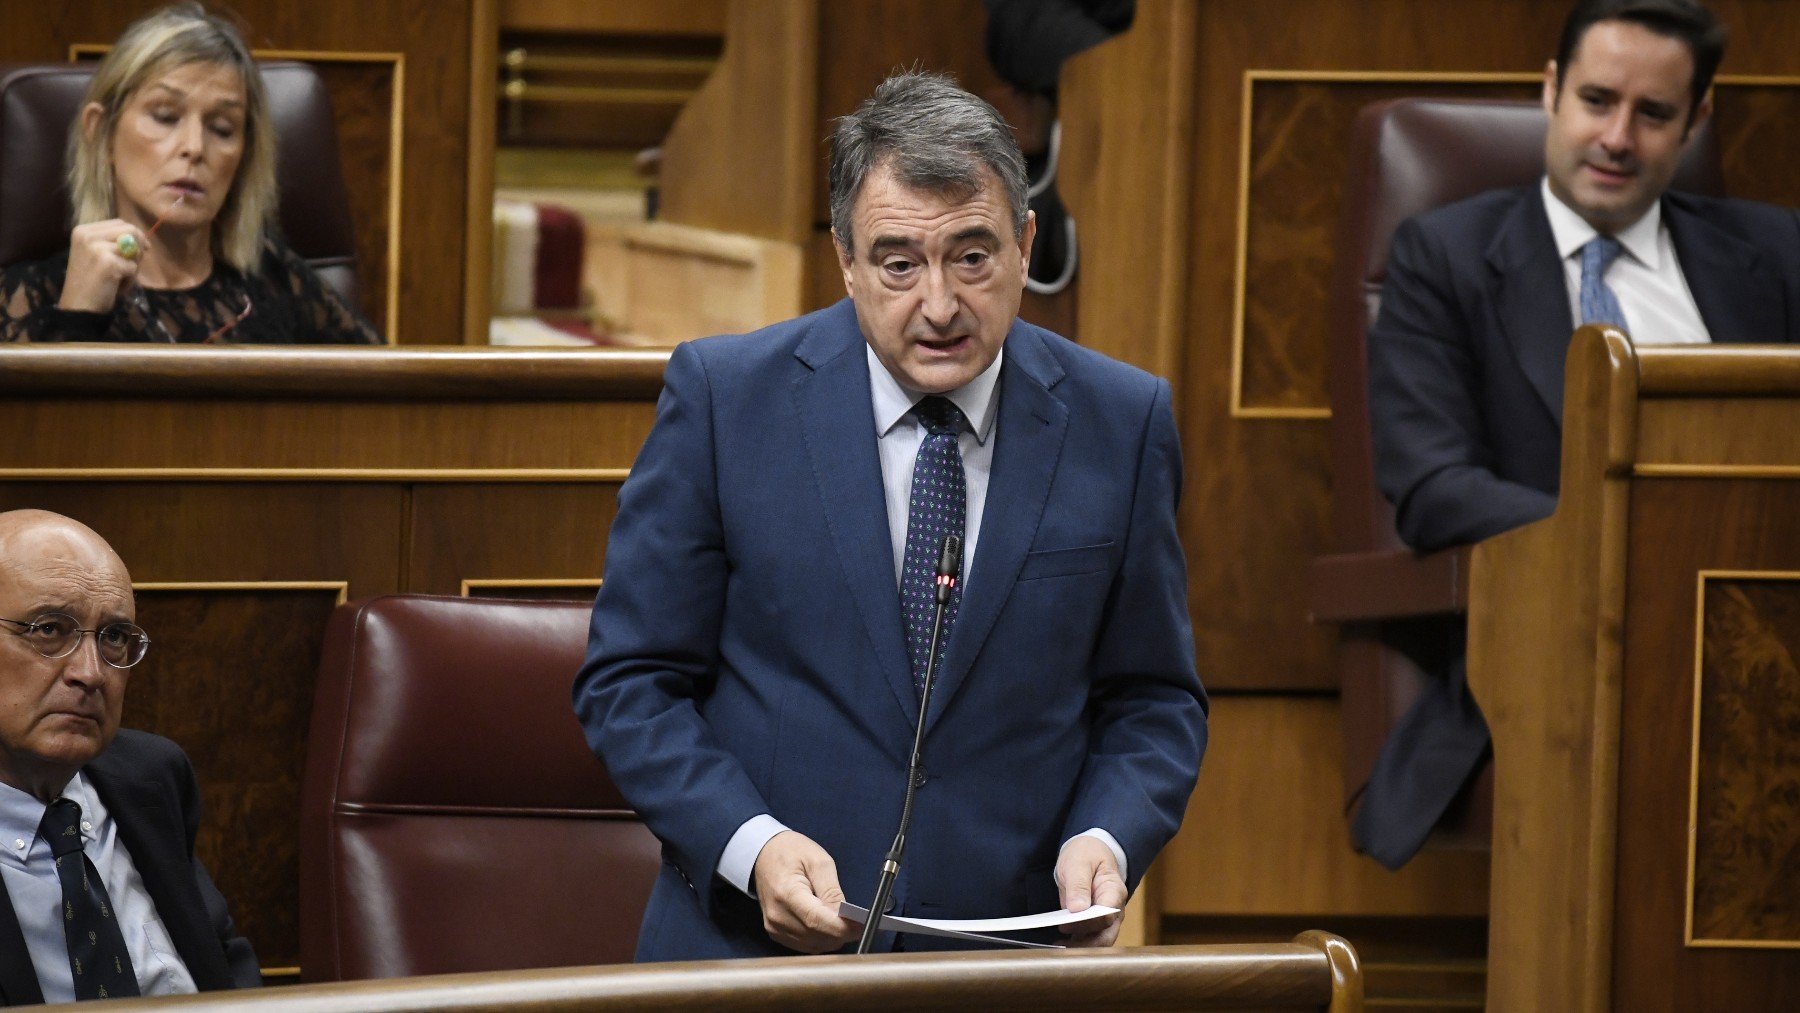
[[56, 220, 148, 313]]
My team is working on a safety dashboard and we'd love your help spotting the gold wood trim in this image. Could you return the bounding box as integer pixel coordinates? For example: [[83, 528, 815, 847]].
[[460, 578, 602, 597], [1242, 69, 1543, 84], [0, 468, 630, 483], [1685, 569, 1800, 949], [1226, 71, 1254, 418], [69, 46, 406, 342], [1636, 465, 1800, 479], [135, 580, 350, 606], [259, 967, 302, 980]]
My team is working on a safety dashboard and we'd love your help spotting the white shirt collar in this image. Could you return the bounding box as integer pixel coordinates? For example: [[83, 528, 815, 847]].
[[1541, 176, 1664, 270], [867, 343, 1003, 445], [0, 771, 95, 863]]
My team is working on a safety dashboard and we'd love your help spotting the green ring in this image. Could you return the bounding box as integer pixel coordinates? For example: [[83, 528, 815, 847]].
[[116, 234, 140, 260]]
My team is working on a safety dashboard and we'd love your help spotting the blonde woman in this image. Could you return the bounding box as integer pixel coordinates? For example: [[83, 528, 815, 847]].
[[0, 4, 376, 343]]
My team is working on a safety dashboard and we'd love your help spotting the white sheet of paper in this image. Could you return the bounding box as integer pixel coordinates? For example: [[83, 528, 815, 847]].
[[838, 902, 1120, 950]]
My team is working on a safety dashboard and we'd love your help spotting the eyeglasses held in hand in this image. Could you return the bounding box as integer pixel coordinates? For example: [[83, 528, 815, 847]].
[[0, 613, 151, 668]]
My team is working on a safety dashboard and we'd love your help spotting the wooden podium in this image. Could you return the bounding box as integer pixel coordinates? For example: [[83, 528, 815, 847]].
[[1471, 326, 1800, 1010]]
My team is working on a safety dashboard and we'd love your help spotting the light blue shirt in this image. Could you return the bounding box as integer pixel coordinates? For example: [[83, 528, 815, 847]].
[[715, 344, 1127, 898], [0, 773, 197, 1002]]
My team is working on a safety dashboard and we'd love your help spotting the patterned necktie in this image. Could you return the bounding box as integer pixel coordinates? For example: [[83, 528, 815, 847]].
[[40, 798, 139, 1001], [1579, 235, 1628, 329], [901, 396, 967, 695]]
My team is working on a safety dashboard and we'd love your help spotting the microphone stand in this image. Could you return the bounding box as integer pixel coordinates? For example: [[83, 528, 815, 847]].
[[856, 533, 961, 955]]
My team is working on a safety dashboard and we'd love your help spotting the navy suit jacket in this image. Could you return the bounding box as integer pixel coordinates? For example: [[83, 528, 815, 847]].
[[574, 299, 1207, 960], [1371, 185, 1800, 554], [0, 730, 260, 1006]]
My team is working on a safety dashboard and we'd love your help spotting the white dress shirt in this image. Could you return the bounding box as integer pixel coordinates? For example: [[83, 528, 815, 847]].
[[0, 773, 197, 1002], [1541, 177, 1711, 345], [715, 344, 1127, 900]]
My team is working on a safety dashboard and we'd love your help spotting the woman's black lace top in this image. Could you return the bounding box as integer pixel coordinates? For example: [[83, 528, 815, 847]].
[[0, 238, 380, 344]]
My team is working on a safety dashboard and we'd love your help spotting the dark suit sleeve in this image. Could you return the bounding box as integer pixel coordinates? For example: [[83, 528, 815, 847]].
[[172, 751, 260, 989], [572, 342, 771, 912], [1060, 378, 1208, 891], [1368, 217, 1557, 552]]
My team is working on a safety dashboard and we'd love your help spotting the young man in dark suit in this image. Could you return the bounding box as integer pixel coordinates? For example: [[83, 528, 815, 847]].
[[1360, 0, 1800, 868], [576, 71, 1207, 959], [0, 510, 258, 1004]]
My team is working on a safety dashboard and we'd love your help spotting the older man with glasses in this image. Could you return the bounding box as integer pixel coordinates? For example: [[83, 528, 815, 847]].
[[0, 509, 258, 1006]]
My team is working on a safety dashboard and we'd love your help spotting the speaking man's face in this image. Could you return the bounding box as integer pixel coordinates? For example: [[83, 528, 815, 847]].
[[0, 524, 133, 798], [837, 161, 1034, 394], [1543, 18, 1710, 234]]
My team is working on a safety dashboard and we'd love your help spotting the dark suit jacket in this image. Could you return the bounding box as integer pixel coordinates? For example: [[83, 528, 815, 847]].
[[0, 730, 260, 1006], [573, 299, 1208, 960], [1355, 185, 1800, 869], [1371, 185, 1800, 554]]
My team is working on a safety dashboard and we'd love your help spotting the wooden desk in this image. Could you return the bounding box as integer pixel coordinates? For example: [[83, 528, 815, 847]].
[[1471, 327, 1800, 1010], [0, 344, 665, 978], [97, 933, 1363, 1012]]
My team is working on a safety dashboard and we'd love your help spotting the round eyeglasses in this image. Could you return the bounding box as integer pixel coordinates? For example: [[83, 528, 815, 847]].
[[0, 613, 150, 668]]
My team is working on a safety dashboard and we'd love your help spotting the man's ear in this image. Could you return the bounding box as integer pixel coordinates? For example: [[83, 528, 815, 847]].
[[1684, 90, 1714, 142], [80, 101, 105, 143], [1017, 209, 1037, 276], [1541, 59, 1560, 115]]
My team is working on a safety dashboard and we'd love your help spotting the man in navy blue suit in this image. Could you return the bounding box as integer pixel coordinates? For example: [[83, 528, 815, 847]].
[[1360, 0, 1800, 869], [574, 71, 1207, 960]]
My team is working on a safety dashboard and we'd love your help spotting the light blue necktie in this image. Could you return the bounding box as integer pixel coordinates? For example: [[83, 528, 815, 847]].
[[1579, 235, 1628, 330], [901, 396, 966, 695]]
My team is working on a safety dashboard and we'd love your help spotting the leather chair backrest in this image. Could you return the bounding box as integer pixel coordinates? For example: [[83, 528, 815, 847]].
[[0, 61, 360, 307], [1326, 97, 1722, 553], [298, 595, 659, 981]]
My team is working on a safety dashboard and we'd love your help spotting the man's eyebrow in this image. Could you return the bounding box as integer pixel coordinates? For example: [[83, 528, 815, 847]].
[[951, 226, 1001, 246], [866, 235, 918, 259]]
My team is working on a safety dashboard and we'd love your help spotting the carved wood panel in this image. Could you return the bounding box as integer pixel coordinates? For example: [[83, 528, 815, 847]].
[[1692, 575, 1800, 947]]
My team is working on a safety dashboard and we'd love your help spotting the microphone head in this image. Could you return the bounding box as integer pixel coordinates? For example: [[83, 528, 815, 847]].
[[937, 534, 963, 580]]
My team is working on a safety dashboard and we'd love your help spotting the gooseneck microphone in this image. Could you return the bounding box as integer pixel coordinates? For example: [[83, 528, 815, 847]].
[[856, 533, 962, 955]]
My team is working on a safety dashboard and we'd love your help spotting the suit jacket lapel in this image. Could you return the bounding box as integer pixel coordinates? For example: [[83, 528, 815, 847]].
[[926, 325, 1068, 734], [85, 759, 231, 992], [1487, 187, 1576, 425], [792, 307, 920, 728], [0, 874, 45, 1006], [1666, 196, 1784, 344]]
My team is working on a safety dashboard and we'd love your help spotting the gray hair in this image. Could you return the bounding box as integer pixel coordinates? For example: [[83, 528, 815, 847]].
[[828, 71, 1028, 252]]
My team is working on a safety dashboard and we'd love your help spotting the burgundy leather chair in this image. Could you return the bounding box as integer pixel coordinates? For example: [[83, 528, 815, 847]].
[[0, 61, 361, 308], [298, 595, 659, 981], [1309, 97, 1722, 841]]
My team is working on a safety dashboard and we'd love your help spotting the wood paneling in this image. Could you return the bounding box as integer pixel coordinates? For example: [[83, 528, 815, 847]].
[[0, 349, 662, 978], [128, 586, 345, 973], [1057, 2, 1194, 376], [1613, 484, 1800, 1007], [498, 0, 728, 38], [0, 1, 479, 343], [409, 483, 619, 595], [1692, 576, 1800, 945], [1470, 332, 1800, 1008], [657, 0, 817, 246], [1162, 695, 1488, 917]]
